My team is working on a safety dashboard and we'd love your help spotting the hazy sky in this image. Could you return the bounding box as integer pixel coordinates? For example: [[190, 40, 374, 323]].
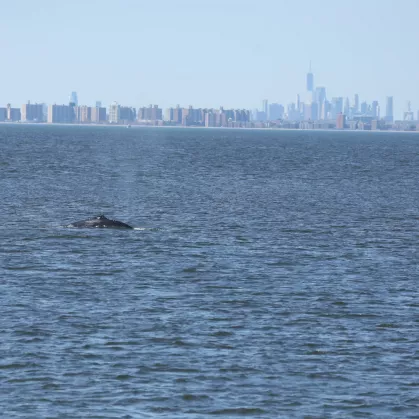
[[0, 0, 417, 118]]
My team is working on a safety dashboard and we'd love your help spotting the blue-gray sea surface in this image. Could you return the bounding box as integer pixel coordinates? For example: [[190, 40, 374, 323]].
[[0, 124, 418, 418]]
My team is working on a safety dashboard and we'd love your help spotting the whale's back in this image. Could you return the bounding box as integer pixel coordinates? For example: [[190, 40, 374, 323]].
[[68, 215, 133, 229]]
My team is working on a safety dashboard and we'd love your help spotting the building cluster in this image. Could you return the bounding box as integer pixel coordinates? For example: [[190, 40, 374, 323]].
[[251, 65, 419, 131], [0, 103, 25, 122], [0, 93, 251, 128], [2, 79, 419, 131], [165, 105, 251, 127]]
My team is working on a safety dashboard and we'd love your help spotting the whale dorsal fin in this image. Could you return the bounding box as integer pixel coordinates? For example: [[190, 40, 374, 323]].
[[96, 215, 107, 220]]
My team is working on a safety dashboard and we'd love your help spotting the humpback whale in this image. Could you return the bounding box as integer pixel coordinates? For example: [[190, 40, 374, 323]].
[[67, 215, 133, 229]]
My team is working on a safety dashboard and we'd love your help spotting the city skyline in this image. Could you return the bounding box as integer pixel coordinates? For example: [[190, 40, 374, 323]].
[[1, 90, 417, 132], [0, 82, 406, 123], [1, 0, 419, 119], [1, 63, 412, 127], [0, 67, 410, 122]]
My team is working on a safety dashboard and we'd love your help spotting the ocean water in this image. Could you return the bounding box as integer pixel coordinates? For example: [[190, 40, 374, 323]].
[[0, 124, 418, 418]]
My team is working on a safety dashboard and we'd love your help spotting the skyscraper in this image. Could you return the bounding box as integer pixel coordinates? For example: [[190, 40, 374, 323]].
[[314, 87, 326, 107], [70, 91, 78, 106], [336, 113, 346, 129], [0, 107, 6, 121], [74, 105, 92, 123], [385, 96, 393, 123], [262, 99, 268, 119], [304, 102, 318, 121], [91, 106, 107, 123], [6, 104, 21, 121], [354, 94, 359, 112], [360, 101, 368, 115], [269, 103, 284, 120], [320, 100, 330, 120], [48, 104, 75, 123], [120, 106, 136, 122], [137, 105, 163, 121], [371, 101, 379, 118], [306, 62, 313, 92], [287, 102, 300, 121], [344, 97, 350, 116], [21, 101, 44, 122], [403, 101, 413, 121], [331, 97, 343, 119], [108, 102, 120, 123]]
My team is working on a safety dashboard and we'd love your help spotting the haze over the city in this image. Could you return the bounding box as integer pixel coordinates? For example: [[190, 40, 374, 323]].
[[0, 0, 417, 118]]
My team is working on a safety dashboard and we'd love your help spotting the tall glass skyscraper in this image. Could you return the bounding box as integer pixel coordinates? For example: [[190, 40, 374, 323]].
[[372, 101, 379, 118], [314, 87, 326, 106], [306, 62, 314, 92], [331, 97, 343, 118], [262, 99, 268, 120], [385, 96, 393, 122], [354, 94, 359, 112], [70, 91, 78, 106]]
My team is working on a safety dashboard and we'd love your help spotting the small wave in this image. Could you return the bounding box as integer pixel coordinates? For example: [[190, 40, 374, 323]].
[[377, 323, 399, 329], [182, 394, 210, 401], [209, 407, 267, 415], [115, 374, 135, 380], [48, 234, 96, 239], [0, 361, 43, 371]]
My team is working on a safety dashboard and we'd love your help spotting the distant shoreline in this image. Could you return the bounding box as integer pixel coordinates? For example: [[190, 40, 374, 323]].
[[0, 121, 418, 134]]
